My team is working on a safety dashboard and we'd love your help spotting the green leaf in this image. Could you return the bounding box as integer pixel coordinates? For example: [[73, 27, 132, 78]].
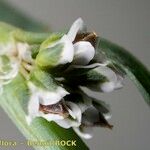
[[0, 0, 46, 31], [0, 22, 50, 45], [96, 38, 150, 106], [13, 29, 50, 44], [0, 74, 89, 150]]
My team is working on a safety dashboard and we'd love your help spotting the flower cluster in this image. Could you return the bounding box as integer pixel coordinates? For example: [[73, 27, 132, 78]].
[[26, 18, 124, 139], [0, 18, 124, 139]]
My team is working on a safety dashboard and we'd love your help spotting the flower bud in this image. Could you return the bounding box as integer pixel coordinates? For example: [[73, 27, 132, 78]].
[[36, 36, 74, 69]]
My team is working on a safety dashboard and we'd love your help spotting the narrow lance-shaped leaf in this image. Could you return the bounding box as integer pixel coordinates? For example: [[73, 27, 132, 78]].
[[0, 0, 46, 31], [96, 38, 150, 106]]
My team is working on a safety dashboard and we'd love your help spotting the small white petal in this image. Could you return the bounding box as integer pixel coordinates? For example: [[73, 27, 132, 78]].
[[104, 113, 112, 120], [55, 101, 82, 128], [17, 42, 33, 63], [63, 63, 101, 75], [78, 94, 92, 113], [93, 100, 111, 119], [67, 101, 81, 120], [38, 91, 62, 105], [58, 35, 74, 64], [98, 67, 124, 92], [55, 119, 72, 129], [56, 86, 69, 98], [67, 18, 85, 42], [100, 82, 115, 93], [95, 66, 117, 82], [39, 87, 69, 105], [73, 127, 93, 139], [26, 116, 32, 125], [72, 63, 101, 69], [28, 82, 37, 93], [77, 103, 90, 113], [86, 66, 118, 92], [73, 41, 95, 65], [115, 75, 124, 89], [39, 112, 64, 121], [28, 82, 69, 106], [28, 93, 40, 117], [0, 43, 16, 56], [0, 58, 19, 80]]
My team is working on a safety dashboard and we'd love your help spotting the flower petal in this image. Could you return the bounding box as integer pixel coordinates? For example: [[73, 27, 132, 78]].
[[73, 126, 93, 139], [0, 44, 14, 55], [58, 35, 74, 64], [28, 82, 69, 105], [92, 100, 111, 120], [27, 93, 40, 124], [55, 101, 82, 128], [115, 74, 124, 89], [86, 66, 118, 92], [36, 35, 74, 68], [0, 56, 19, 80], [39, 87, 69, 105], [67, 18, 85, 42], [39, 112, 64, 121], [73, 41, 95, 65], [17, 42, 33, 63]]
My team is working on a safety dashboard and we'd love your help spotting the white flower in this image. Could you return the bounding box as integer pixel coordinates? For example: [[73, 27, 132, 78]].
[[26, 83, 83, 129], [28, 82, 69, 105], [86, 66, 124, 93], [67, 18, 95, 65], [26, 81, 83, 129], [73, 41, 95, 65], [42, 18, 95, 67], [55, 35, 74, 65], [73, 104, 112, 139], [26, 82, 69, 124]]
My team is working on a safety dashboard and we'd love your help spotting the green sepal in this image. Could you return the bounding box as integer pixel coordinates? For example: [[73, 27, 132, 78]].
[[29, 69, 58, 91], [40, 33, 63, 50], [36, 43, 64, 68], [62, 67, 107, 88], [62, 63, 101, 78]]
